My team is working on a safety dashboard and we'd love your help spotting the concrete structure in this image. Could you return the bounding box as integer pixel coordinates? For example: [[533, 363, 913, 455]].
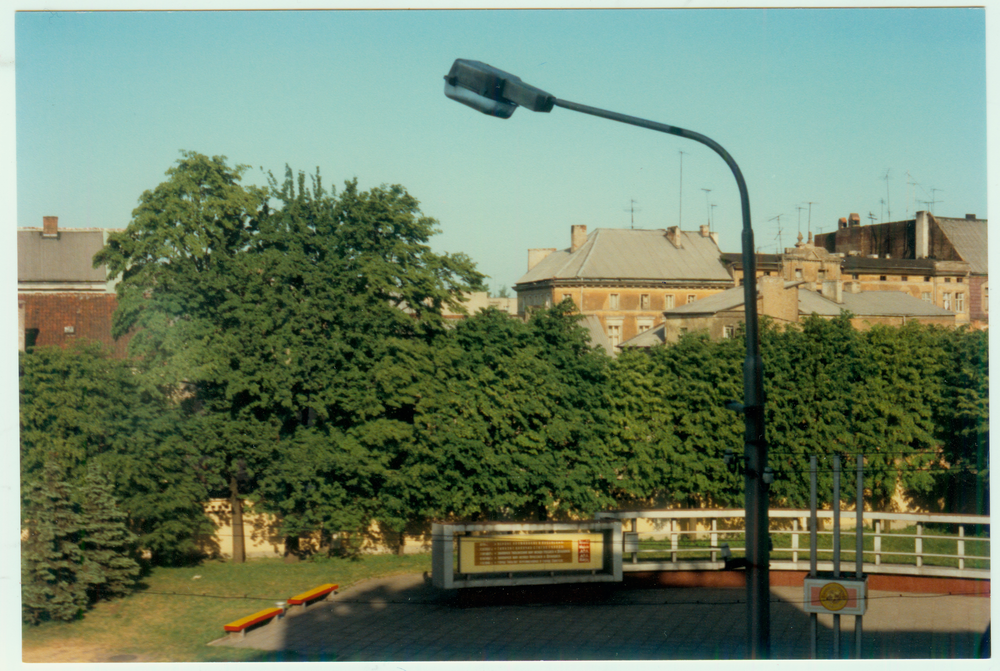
[[17, 216, 129, 356], [515, 225, 732, 348], [814, 212, 987, 328]]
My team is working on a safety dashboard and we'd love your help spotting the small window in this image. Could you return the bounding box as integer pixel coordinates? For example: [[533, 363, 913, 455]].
[[637, 319, 653, 334], [609, 293, 620, 309], [880, 276, 887, 282], [943, 292, 952, 311], [901, 276, 908, 282], [562, 293, 572, 302], [723, 325, 736, 340], [607, 323, 621, 347], [945, 277, 952, 283], [795, 268, 803, 280], [956, 293, 965, 313], [924, 276, 932, 282], [640, 294, 650, 310], [921, 292, 932, 302], [957, 277, 964, 283], [852, 274, 859, 280], [687, 294, 697, 305], [665, 295, 675, 309]]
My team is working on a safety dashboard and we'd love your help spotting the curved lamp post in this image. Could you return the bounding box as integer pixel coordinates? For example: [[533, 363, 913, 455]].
[[443, 59, 770, 659]]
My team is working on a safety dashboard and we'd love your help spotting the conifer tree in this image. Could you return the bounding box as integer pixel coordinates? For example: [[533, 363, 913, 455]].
[[78, 465, 141, 601], [21, 461, 95, 624]]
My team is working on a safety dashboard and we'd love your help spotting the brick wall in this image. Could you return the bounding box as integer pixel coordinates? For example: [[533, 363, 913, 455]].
[[19, 293, 131, 358]]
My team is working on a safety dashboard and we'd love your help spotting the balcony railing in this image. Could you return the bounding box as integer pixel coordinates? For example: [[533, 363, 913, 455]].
[[594, 509, 990, 580]]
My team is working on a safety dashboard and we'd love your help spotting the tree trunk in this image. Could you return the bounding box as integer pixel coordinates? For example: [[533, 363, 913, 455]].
[[229, 476, 246, 564], [284, 535, 300, 563]]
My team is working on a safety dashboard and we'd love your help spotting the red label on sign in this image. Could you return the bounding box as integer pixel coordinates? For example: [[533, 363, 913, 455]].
[[578, 539, 591, 563]]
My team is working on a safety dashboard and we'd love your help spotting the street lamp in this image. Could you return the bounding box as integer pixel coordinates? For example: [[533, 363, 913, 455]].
[[444, 59, 770, 659]]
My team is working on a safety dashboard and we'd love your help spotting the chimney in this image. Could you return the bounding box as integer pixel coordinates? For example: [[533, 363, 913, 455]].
[[849, 213, 860, 227], [915, 210, 930, 259], [710, 231, 719, 247], [528, 248, 557, 271], [966, 214, 976, 220], [821, 279, 844, 304], [699, 224, 710, 237], [571, 225, 588, 252], [847, 281, 861, 294], [838, 217, 848, 230], [42, 216, 58, 238], [665, 226, 683, 248]]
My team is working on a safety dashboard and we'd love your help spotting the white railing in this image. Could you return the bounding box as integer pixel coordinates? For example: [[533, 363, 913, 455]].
[[594, 509, 990, 580]]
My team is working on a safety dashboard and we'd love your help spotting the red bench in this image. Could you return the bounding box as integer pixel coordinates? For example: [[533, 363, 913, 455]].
[[223, 607, 284, 639], [287, 583, 338, 609]]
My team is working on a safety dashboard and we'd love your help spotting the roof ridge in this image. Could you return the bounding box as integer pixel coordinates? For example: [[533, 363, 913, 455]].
[[573, 228, 602, 277]]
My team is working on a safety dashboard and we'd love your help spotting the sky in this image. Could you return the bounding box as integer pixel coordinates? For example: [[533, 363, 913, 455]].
[[9, 3, 991, 296]]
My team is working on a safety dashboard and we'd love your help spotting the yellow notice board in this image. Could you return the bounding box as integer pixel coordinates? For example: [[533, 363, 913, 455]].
[[459, 533, 605, 574]]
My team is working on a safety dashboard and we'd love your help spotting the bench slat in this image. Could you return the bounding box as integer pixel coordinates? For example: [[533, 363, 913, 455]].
[[288, 583, 338, 605], [224, 607, 284, 632]]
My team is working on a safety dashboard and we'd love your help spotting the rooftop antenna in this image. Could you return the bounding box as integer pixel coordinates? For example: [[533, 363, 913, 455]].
[[805, 201, 819, 237], [868, 212, 878, 224], [795, 205, 805, 238], [929, 187, 944, 215], [883, 169, 892, 222], [906, 171, 920, 218], [678, 150, 688, 228], [768, 214, 785, 253], [879, 198, 885, 223], [701, 188, 712, 229], [623, 199, 641, 229]]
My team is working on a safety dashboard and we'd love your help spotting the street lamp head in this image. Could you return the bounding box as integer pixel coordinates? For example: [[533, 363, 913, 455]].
[[443, 59, 555, 118]]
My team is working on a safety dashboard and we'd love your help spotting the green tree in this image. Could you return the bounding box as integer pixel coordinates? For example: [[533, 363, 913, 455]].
[[78, 465, 141, 601], [97, 156, 485, 556], [19, 343, 212, 565], [21, 461, 95, 624]]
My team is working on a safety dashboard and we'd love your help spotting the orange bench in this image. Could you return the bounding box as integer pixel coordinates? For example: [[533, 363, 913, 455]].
[[223, 607, 284, 639], [287, 583, 338, 609]]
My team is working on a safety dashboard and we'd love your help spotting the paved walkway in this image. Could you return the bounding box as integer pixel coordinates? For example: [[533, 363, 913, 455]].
[[210, 573, 990, 661]]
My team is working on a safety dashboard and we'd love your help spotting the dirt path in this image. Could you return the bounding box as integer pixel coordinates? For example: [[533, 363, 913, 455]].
[[22, 642, 152, 663]]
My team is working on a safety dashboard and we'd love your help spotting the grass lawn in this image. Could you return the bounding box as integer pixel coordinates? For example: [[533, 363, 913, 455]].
[[22, 552, 432, 663]]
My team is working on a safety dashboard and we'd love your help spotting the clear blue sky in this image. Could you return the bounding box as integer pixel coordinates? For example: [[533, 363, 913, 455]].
[[12, 5, 990, 293]]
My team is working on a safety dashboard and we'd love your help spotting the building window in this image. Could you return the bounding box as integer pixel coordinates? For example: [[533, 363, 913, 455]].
[[687, 294, 697, 305], [956, 293, 965, 313], [562, 293, 573, 304], [901, 276, 908, 282], [880, 276, 887, 282], [723, 325, 736, 339], [943, 292, 952, 311], [921, 292, 932, 303], [679, 327, 688, 335], [924, 276, 931, 282], [984, 286, 989, 313], [945, 277, 952, 283], [795, 268, 803, 280], [637, 319, 653, 334], [852, 274, 859, 280], [665, 294, 675, 309], [957, 277, 964, 283], [609, 293, 620, 309], [607, 323, 621, 348], [640, 294, 650, 310]]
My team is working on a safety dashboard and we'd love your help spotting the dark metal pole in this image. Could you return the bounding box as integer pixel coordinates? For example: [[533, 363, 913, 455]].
[[551, 98, 769, 659], [810, 455, 818, 659], [856, 454, 864, 658], [833, 456, 841, 658]]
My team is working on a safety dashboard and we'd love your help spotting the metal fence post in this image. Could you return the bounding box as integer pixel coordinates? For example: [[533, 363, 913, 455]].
[[958, 525, 965, 571], [711, 519, 718, 562], [874, 520, 881, 566], [810, 455, 818, 660], [916, 523, 923, 568], [792, 518, 799, 566]]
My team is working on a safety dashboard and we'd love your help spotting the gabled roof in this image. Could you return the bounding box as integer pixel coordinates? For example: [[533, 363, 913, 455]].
[[516, 228, 731, 285], [934, 217, 988, 274], [18, 228, 114, 283]]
